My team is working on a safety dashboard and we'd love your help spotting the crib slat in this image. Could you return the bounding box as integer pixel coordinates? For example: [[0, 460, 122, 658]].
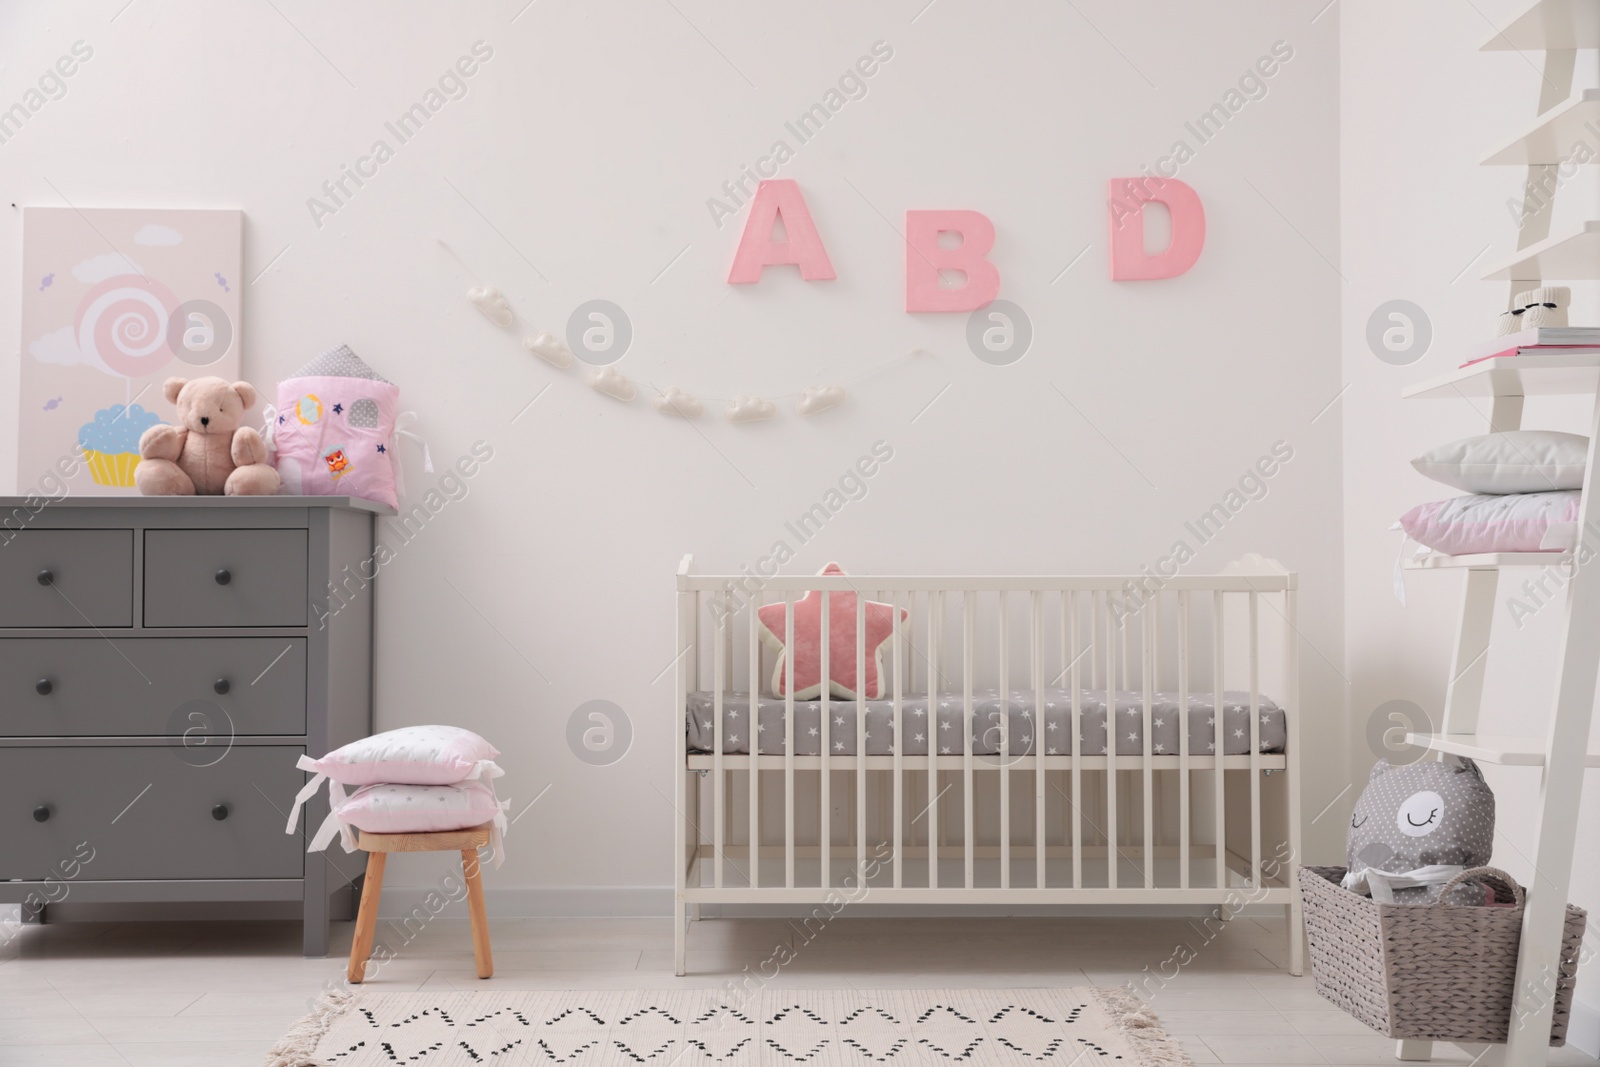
[[1249, 591, 1261, 891], [1178, 591, 1191, 891], [1213, 591, 1226, 891], [785, 596, 795, 889], [1105, 594, 1118, 890], [748, 592, 760, 890], [891, 591, 903, 888], [963, 592, 975, 890], [928, 591, 941, 890], [999, 590, 1010, 890], [1091, 591, 1100, 690], [1067, 591, 1082, 890], [714, 591, 727, 890], [1033, 590, 1046, 889], [821, 589, 831, 890], [856, 593, 867, 884], [1120, 613, 1130, 690], [1142, 597, 1155, 890]]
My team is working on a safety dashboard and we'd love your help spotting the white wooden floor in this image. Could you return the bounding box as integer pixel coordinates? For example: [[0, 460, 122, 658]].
[[0, 913, 1594, 1066]]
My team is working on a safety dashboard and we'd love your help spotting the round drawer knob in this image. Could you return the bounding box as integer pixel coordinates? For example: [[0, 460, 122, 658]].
[[211, 804, 229, 821], [214, 568, 232, 586], [35, 678, 52, 696], [213, 678, 231, 695], [36, 569, 53, 586], [32, 805, 50, 823]]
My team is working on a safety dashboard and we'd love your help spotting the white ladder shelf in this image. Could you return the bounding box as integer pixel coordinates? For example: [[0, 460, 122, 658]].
[[1395, 5, 1600, 1063]]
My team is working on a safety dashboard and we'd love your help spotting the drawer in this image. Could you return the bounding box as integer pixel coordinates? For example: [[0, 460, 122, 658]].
[[0, 530, 133, 628], [0, 638, 307, 737], [0, 745, 305, 880], [144, 529, 309, 627]]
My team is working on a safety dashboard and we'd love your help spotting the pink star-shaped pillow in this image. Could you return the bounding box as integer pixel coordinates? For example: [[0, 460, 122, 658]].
[[756, 563, 908, 699]]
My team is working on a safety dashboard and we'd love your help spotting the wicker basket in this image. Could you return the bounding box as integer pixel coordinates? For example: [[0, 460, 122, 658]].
[[1300, 865, 1586, 1045]]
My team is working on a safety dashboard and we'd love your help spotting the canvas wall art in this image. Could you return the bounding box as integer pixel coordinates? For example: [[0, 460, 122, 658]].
[[19, 207, 242, 492]]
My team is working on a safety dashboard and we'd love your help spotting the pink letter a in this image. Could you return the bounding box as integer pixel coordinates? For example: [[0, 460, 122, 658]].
[[727, 180, 837, 284]]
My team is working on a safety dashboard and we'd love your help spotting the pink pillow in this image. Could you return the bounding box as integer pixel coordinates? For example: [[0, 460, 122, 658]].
[[272, 345, 402, 510], [1399, 491, 1580, 555], [336, 780, 502, 834], [756, 562, 909, 699], [299, 725, 501, 787], [304, 781, 508, 864]]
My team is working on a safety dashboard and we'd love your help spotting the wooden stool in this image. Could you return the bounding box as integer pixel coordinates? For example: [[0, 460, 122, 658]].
[[347, 823, 494, 984]]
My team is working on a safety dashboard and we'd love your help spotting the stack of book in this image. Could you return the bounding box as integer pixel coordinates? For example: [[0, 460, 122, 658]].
[[1460, 326, 1600, 367]]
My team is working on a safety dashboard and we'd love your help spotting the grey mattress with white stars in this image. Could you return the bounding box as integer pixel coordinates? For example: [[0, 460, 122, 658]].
[[685, 689, 1285, 757]]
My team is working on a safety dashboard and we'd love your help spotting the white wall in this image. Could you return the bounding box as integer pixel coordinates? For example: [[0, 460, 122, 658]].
[[1341, 1, 1600, 1048], [0, 1, 1344, 909]]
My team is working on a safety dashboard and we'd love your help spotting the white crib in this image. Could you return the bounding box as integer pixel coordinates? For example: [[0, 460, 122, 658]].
[[673, 556, 1303, 977]]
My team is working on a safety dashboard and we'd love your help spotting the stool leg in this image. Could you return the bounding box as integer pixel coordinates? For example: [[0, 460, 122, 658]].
[[347, 852, 386, 985], [462, 849, 493, 979]]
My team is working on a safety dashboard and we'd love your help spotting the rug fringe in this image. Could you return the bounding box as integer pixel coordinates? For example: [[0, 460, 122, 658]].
[[1092, 986, 1194, 1067], [261, 988, 358, 1067]]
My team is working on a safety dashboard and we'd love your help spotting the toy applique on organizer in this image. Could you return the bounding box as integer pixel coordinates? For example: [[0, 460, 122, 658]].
[[1341, 756, 1495, 905], [267, 344, 430, 510]]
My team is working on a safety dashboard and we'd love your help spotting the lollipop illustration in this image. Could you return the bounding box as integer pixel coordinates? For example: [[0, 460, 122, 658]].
[[74, 274, 180, 378]]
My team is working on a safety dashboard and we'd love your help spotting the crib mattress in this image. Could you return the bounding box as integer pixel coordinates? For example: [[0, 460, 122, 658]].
[[685, 689, 1286, 757]]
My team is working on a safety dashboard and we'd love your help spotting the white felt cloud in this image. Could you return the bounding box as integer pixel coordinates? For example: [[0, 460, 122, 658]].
[[726, 395, 777, 423], [796, 384, 846, 416], [652, 387, 703, 418], [523, 331, 573, 368], [588, 365, 636, 402], [467, 285, 514, 328]]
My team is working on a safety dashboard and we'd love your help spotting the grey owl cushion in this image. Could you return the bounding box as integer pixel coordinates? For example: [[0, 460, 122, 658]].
[[1344, 757, 1494, 904]]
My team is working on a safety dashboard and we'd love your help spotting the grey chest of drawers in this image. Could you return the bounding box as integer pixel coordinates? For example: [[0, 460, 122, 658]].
[[0, 496, 388, 957]]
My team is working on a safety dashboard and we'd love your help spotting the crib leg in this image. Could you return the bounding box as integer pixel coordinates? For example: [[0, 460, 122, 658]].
[[1394, 1039, 1431, 1061], [674, 895, 687, 976], [1286, 900, 1304, 977], [690, 903, 702, 921]]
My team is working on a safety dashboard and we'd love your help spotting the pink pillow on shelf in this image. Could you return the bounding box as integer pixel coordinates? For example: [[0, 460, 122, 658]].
[[1399, 491, 1581, 556]]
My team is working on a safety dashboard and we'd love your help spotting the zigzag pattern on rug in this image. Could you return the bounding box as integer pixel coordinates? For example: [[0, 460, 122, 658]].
[[264, 987, 1192, 1067]]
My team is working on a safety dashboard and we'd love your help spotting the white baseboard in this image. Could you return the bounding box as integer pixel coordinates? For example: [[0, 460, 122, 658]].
[[375, 886, 1289, 921], [1569, 996, 1600, 1058]]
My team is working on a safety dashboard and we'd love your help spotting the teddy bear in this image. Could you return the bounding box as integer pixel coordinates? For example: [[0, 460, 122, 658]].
[[134, 376, 280, 496]]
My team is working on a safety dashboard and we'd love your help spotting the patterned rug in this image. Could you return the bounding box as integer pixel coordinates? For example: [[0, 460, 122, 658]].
[[264, 987, 1189, 1066]]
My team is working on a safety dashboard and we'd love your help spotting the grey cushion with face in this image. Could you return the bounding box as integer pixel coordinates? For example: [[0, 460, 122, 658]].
[[1347, 757, 1495, 903]]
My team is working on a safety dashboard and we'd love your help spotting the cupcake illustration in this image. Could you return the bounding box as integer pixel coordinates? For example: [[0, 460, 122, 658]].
[[78, 404, 161, 487]]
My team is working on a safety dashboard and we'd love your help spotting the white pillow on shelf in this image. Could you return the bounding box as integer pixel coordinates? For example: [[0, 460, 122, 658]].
[[1411, 431, 1588, 494]]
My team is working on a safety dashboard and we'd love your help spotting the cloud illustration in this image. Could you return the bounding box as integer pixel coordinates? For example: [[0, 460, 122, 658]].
[[796, 384, 846, 416], [726, 395, 777, 423], [132, 223, 183, 246], [587, 365, 636, 402], [72, 252, 143, 284], [29, 325, 114, 376], [652, 387, 703, 418]]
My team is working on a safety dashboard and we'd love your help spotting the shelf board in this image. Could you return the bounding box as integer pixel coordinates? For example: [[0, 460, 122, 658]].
[[1483, 220, 1600, 281], [1481, 0, 1600, 50], [1402, 350, 1600, 399], [1483, 89, 1600, 165], [1407, 732, 1600, 768], [1406, 550, 1572, 570]]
